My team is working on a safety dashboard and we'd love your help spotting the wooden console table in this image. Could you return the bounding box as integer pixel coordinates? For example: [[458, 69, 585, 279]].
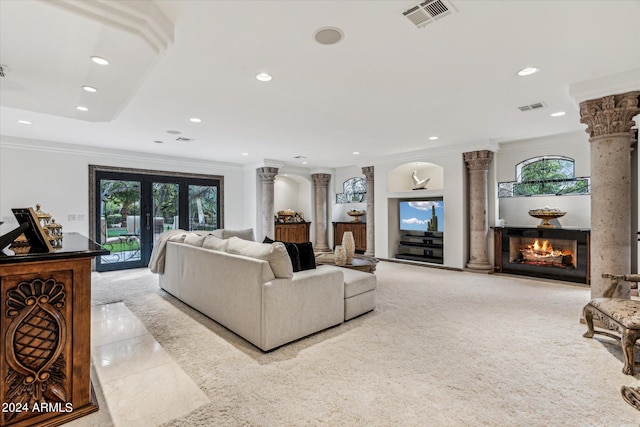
[[0, 233, 107, 427], [274, 222, 310, 243], [333, 222, 366, 253]]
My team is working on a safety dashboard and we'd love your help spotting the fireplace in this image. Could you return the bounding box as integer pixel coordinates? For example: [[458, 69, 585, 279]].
[[494, 227, 590, 284]]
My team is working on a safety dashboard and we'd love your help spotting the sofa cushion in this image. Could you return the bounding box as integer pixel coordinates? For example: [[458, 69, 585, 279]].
[[227, 237, 293, 278], [212, 228, 255, 241], [263, 237, 301, 272], [295, 242, 316, 271], [203, 235, 228, 252], [184, 233, 206, 247], [167, 233, 187, 243]]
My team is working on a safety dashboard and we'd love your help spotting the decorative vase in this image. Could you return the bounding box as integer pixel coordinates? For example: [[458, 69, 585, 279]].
[[334, 245, 347, 266], [342, 231, 355, 264]]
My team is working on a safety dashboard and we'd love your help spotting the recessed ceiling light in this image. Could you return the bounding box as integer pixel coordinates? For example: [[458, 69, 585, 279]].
[[189, 118, 202, 123], [17, 120, 32, 125], [82, 85, 97, 93], [429, 136, 439, 140], [90, 56, 109, 65], [256, 73, 272, 82], [302, 161, 308, 165], [76, 106, 88, 111], [550, 111, 566, 117], [517, 66, 540, 76], [241, 152, 249, 156], [353, 151, 360, 155], [153, 140, 163, 144]]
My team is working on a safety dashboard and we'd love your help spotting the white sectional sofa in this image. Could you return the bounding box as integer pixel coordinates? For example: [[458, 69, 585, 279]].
[[156, 234, 346, 350]]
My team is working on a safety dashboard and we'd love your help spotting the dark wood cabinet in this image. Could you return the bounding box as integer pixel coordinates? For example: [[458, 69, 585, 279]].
[[333, 222, 366, 253], [0, 233, 107, 427], [274, 222, 310, 243]]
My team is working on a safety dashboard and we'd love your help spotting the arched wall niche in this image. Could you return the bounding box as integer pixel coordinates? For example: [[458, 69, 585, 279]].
[[387, 161, 444, 193], [274, 173, 313, 236]]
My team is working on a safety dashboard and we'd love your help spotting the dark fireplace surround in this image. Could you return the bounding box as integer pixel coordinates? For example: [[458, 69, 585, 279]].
[[494, 227, 590, 284]]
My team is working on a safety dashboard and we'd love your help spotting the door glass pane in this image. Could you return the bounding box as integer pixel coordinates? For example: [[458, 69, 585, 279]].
[[98, 179, 142, 265], [188, 185, 218, 231], [153, 182, 179, 240]]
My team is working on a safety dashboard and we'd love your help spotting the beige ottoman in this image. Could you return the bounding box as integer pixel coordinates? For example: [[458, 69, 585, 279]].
[[341, 268, 377, 320]]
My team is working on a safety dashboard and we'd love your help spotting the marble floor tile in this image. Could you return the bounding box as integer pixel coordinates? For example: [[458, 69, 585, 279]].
[[92, 302, 132, 323], [101, 361, 209, 426], [91, 312, 149, 347], [92, 334, 174, 383], [65, 302, 208, 426]]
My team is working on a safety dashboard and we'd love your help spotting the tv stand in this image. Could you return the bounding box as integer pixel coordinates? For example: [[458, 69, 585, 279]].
[[396, 231, 443, 264]]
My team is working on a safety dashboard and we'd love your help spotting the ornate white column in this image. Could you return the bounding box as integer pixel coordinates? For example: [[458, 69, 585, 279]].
[[257, 167, 278, 241], [312, 173, 331, 252], [464, 150, 494, 273], [362, 166, 375, 257], [580, 91, 640, 299]]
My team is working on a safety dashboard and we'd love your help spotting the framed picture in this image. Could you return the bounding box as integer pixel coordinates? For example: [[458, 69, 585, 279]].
[[11, 207, 54, 253]]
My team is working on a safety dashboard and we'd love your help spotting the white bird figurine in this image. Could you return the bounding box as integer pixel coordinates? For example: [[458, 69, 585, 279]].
[[412, 171, 430, 190]]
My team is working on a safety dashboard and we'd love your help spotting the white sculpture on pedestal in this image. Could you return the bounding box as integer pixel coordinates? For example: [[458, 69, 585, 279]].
[[411, 171, 430, 190]]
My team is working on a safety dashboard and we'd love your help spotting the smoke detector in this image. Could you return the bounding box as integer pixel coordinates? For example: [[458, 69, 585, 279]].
[[402, 0, 456, 29]]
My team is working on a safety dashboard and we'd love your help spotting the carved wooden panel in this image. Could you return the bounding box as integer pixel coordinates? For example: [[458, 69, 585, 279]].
[[1, 257, 97, 427]]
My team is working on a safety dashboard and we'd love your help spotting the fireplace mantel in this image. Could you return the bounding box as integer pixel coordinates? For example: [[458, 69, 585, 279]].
[[493, 227, 590, 285]]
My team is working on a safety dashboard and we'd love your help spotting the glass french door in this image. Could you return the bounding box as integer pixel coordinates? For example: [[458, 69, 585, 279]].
[[94, 170, 220, 272]]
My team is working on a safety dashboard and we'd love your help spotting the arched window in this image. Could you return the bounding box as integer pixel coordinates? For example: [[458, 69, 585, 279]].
[[498, 156, 589, 197]]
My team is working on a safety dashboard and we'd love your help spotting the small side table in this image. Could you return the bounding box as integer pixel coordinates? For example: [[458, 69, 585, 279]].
[[315, 253, 378, 273]]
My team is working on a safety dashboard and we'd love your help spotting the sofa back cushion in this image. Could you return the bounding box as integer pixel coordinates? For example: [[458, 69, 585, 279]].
[[202, 235, 229, 252], [227, 237, 293, 278], [183, 233, 206, 247], [211, 228, 255, 241]]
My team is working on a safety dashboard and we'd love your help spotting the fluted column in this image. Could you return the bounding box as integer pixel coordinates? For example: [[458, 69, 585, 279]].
[[464, 150, 494, 273], [257, 167, 278, 241], [312, 173, 331, 252], [580, 91, 640, 299], [362, 166, 375, 257]]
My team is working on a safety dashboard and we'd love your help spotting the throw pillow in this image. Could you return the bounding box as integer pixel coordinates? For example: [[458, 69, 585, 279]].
[[203, 235, 228, 252], [295, 242, 316, 271], [167, 233, 187, 243], [183, 233, 206, 247], [227, 237, 293, 278], [264, 237, 301, 272]]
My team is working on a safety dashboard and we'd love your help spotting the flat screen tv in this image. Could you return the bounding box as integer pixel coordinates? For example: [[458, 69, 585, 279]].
[[399, 199, 444, 232]]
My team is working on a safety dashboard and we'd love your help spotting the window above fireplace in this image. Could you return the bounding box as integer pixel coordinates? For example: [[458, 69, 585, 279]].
[[498, 155, 590, 198]]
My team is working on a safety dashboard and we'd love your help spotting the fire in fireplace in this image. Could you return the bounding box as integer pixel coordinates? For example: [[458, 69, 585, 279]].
[[510, 237, 577, 269], [494, 227, 590, 284]]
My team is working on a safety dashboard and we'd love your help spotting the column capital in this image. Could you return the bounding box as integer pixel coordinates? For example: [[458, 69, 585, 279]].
[[579, 91, 640, 139], [257, 167, 278, 183], [362, 166, 374, 180], [311, 173, 331, 187], [464, 150, 493, 171]]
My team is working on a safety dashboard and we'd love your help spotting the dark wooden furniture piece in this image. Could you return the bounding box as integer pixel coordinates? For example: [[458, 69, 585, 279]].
[[333, 222, 366, 253], [0, 233, 107, 427], [274, 222, 310, 243]]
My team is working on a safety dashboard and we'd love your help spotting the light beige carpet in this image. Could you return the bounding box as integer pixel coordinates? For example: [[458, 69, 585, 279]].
[[91, 261, 640, 426]]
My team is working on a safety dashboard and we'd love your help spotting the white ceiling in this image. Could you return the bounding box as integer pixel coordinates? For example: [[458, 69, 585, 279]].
[[1, 0, 639, 169]]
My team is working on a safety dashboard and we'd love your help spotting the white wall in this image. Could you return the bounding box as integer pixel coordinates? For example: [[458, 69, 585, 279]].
[[0, 136, 247, 237], [496, 131, 591, 228]]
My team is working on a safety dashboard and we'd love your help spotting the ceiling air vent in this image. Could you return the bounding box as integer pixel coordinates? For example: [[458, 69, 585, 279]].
[[176, 137, 193, 142], [402, 0, 456, 29], [0, 64, 6, 78], [518, 102, 546, 112]]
